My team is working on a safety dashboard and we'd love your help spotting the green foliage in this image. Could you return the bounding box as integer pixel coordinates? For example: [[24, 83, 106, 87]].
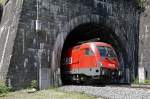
[[132, 77, 150, 84], [135, 0, 150, 12], [136, 0, 145, 6], [144, 79, 150, 84], [30, 80, 38, 89], [136, 0, 150, 8], [0, 81, 11, 97], [132, 77, 139, 84], [135, 0, 146, 12], [0, 0, 6, 5]]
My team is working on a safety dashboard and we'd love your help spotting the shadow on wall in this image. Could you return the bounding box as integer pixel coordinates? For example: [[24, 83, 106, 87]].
[[0, 4, 3, 22]]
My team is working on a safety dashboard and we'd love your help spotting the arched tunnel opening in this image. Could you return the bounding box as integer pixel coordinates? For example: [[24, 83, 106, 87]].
[[59, 23, 129, 85]]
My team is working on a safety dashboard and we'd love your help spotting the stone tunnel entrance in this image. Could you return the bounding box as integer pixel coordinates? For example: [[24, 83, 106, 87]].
[[0, 0, 139, 89], [61, 23, 129, 84], [52, 23, 132, 85]]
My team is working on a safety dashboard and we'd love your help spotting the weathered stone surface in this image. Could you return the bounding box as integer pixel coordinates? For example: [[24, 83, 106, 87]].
[[0, 0, 23, 86], [0, 0, 140, 89], [139, 6, 150, 79]]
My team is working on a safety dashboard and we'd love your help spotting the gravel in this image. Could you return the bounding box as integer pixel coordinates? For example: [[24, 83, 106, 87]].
[[59, 85, 150, 99]]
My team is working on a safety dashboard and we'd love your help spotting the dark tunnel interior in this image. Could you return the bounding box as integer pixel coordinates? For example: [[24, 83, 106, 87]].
[[60, 23, 129, 84]]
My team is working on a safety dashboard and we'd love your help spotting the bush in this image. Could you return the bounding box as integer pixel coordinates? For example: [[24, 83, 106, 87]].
[[0, 81, 10, 97], [30, 80, 38, 89]]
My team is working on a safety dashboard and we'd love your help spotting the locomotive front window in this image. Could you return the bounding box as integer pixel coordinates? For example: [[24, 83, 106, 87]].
[[97, 47, 107, 57], [97, 46, 117, 58], [85, 48, 94, 56]]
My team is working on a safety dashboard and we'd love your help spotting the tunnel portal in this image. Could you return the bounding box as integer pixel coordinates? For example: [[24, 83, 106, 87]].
[[60, 23, 129, 84], [0, 0, 139, 89]]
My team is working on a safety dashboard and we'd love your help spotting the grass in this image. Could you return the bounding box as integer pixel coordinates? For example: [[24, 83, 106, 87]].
[[132, 77, 150, 84], [144, 80, 150, 84], [0, 89, 96, 99]]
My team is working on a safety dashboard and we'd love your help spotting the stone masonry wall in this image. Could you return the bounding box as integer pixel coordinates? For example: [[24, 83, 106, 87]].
[[0, 0, 23, 84], [139, 5, 150, 80], [0, 0, 140, 89]]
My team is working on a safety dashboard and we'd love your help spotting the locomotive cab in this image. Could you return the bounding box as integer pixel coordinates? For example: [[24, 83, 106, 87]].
[[62, 42, 122, 84]]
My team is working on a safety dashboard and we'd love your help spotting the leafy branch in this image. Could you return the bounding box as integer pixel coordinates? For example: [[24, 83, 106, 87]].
[[136, 0, 150, 8]]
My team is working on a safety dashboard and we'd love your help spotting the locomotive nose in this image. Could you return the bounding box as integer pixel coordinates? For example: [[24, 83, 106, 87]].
[[99, 58, 119, 70]]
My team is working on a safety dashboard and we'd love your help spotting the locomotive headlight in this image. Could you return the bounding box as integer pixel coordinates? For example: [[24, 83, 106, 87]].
[[108, 64, 115, 68]]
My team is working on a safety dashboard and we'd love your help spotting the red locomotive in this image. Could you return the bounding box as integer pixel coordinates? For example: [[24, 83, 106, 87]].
[[62, 42, 122, 84]]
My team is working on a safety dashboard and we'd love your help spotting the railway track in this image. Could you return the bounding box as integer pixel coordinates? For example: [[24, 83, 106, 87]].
[[105, 84, 150, 89], [64, 81, 150, 89], [59, 85, 150, 99]]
